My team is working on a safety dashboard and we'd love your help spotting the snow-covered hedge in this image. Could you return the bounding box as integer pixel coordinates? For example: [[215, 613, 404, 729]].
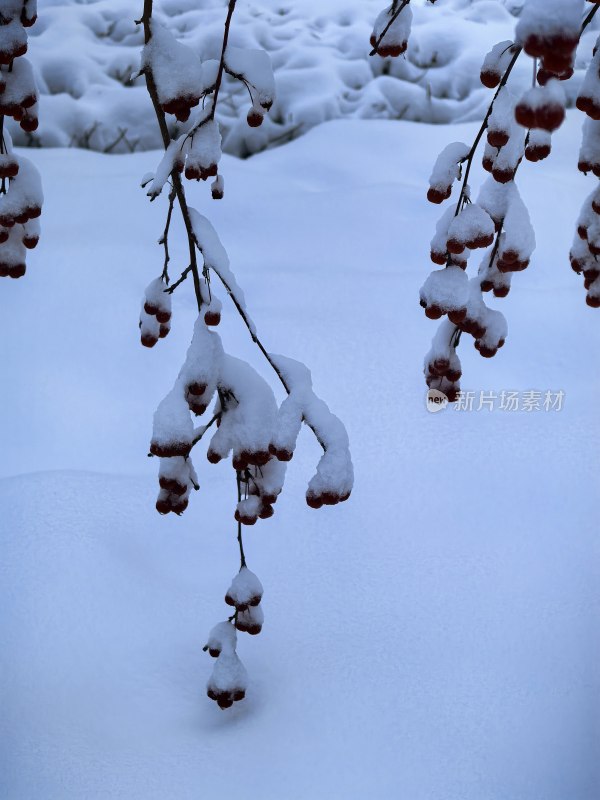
[[13, 0, 599, 155]]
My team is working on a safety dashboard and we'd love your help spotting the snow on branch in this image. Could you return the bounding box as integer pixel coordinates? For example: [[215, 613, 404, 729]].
[[0, 3, 42, 279], [139, 0, 353, 712], [270, 355, 353, 507]]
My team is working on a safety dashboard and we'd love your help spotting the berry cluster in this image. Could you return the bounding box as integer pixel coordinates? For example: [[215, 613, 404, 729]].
[[574, 18, 600, 308], [0, 0, 41, 279], [516, 0, 581, 79], [0, 1, 38, 132], [413, 0, 597, 394], [370, 2, 413, 59], [203, 568, 265, 709], [139, 277, 172, 347]]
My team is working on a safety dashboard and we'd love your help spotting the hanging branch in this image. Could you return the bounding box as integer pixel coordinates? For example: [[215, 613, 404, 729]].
[[139, 0, 353, 713]]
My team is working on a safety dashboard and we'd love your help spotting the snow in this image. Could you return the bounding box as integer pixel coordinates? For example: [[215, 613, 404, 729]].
[[225, 566, 263, 609], [11, 0, 597, 155], [427, 140, 470, 200], [515, 0, 584, 51], [1, 112, 599, 799]]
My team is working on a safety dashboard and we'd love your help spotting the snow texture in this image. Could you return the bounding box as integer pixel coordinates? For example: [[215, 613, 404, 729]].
[[1, 115, 599, 800], [10, 0, 594, 155]]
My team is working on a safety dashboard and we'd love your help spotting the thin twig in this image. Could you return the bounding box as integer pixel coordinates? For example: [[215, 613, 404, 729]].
[[210, 0, 237, 119], [160, 186, 176, 284], [141, 0, 204, 313], [236, 471, 247, 568], [582, 3, 599, 33], [369, 0, 410, 57], [165, 264, 192, 293], [453, 45, 522, 217]]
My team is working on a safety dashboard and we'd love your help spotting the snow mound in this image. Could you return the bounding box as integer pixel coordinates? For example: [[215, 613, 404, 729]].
[[12, 0, 597, 155]]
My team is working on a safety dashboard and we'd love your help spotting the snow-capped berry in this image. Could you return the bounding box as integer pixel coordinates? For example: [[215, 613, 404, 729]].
[[206, 651, 248, 708], [491, 130, 525, 183], [427, 142, 470, 205], [225, 567, 263, 611], [141, 22, 204, 121], [576, 36, 600, 120], [446, 203, 495, 253], [480, 41, 518, 89], [247, 109, 264, 128], [525, 129, 551, 162], [486, 87, 515, 149], [515, 0, 582, 71], [515, 80, 566, 132], [474, 308, 507, 358], [211, 175, 224, 201], [204, 297, 222, 327], [370, 3, 413, 58], [578, 118, 600, 176], [235, 604, 264, 636], [235, 495, 261, 526], [430, 204, 457, 264], [184, 120, 222, 181], [0, 154, 19, 180], [204, 621, 237, 659], [0, 18, 28, 65], [419, 266, 469, 321]]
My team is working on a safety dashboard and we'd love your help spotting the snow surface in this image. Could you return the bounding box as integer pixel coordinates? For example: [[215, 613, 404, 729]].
[[11, 0, 599, 155], [1, 113, 599, 799]]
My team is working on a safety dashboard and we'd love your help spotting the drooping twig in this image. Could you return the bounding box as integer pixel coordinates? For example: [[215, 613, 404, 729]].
[[453, 46, 522, 217], [140, 0, 329, 455], [160, 186, 176, 283], [141, 0, 204, 313]]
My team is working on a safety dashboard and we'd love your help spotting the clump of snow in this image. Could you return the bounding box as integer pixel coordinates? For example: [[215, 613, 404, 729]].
[[208, 355, 277, 465], [427, 141, 470, 203], [235, 604, 264, 635], [141, 20, 203, 119], [151, 384, 195, 457], [271, 354, 353, 506], [447, 203, 495, 252], [480, 39, 518, 88], [225, 567, 263, 610], [515, 80, 566, 132], [420, 265, 469, 316], [371, 3, 413, 57]]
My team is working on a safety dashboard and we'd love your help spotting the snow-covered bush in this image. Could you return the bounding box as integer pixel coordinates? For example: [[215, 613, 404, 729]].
[[371, 0, 600, 395], [9, 0, 598, 156], [139, 0, 353, 710], [0, 0, 42, 278]]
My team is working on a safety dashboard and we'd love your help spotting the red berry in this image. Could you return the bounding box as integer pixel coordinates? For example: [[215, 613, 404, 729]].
[[204, 311, 221, 326], [247, 109, 264, 128]]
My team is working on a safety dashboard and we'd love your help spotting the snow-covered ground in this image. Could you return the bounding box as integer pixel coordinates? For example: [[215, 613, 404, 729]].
[[1, 112, 599, 799], [16, 0, 598, 155]]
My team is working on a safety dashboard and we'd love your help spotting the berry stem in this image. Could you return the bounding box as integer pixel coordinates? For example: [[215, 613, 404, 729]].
[[210, 1, 237, 121], [236, 470, 247, 569], [160, 186, 176, 284]]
